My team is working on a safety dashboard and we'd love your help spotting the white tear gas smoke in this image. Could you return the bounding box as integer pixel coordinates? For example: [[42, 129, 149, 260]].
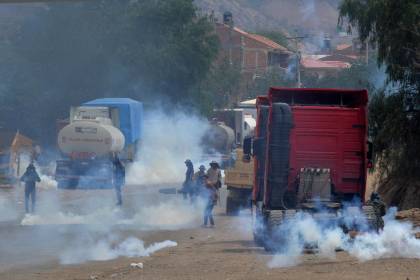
[[19, 154, 58, 190], [130, 197, 206, 230], [300, 0, 315, 21], [127, 109, 212, 185], [0, 195, 18, 222], [21, 197, 205, 231], [267, 208, 420, 268], [60, 236, 177, 265]]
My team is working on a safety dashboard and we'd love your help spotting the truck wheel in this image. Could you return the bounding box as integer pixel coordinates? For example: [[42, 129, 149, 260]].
[[263, 210, 285, 252], [226, 196, 239, 216]]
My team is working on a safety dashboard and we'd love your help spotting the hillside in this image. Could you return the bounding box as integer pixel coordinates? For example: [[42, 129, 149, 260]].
[[195, 0, 341, 34]]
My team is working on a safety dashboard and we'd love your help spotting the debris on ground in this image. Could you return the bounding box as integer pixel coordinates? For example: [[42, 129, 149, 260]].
[[130, 262, 143, 269]]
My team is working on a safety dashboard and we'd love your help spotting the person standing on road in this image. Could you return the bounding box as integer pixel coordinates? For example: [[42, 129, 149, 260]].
[[182, 159, 194, 200], [193, 165, 207, 200], [113, 156, 125, 206], [203, 175, 217, 227], [20, 163, 41, 214], [207, 161, 222, 190], [207, 160, 222, 205]]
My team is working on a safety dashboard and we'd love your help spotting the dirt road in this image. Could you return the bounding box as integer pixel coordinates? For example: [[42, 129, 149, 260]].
[[1, 186, 420, 280]]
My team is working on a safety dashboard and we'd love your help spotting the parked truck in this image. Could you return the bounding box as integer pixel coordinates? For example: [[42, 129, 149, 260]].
[[243, 88, 381, 251], [224, 148, 254, 215], [55, 98, 143, 189]]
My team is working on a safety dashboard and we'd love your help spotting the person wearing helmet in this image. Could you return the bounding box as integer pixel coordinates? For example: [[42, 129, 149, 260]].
[[366, 192, 386, 230], [193, 165, 207, 200], [20, 163, 41, 214], [182, 159, 194, 200]]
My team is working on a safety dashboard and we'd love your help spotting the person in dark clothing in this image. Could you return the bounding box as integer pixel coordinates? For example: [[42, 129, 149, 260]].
[[113, 157, 125, 206], [20, 163, 41, 214], [367, 192, 386, 230], [192, 165, 206, 201], [182, 159, 194, 200]]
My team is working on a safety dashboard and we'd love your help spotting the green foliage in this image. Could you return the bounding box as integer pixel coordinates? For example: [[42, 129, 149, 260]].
[[302, 58, 379, 91], [254, 31, 289, 50], [196, 58, 242, 111], [339, 0, 420, 88], [0, 0, 219, 145], [339, 0, 420, 204], [248, 67, 296, 98]]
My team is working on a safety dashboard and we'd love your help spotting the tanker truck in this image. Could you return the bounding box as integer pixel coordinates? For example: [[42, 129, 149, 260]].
[[55, 98, 143, 189], [201, 121, 235, 168]]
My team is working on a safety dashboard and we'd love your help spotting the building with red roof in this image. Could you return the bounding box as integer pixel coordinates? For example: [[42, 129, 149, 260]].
[[215, 13, 291, 83]]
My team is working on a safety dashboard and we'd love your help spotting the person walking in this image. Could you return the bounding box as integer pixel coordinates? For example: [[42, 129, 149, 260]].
[[20, 163, 41, 214], [113, 156, 125, 206]]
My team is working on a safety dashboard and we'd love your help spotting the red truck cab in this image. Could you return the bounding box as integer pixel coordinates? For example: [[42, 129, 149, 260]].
[[245, 88, 381, 251], [250, 88, 370, 210]]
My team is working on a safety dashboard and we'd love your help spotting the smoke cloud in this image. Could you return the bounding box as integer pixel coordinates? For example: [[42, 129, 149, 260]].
[[127, 109, 211, 185], [267, 208, 420, 268], [0, 195, 18, 222], [21, 197, 205, 231], [60, 236, 177, 265]]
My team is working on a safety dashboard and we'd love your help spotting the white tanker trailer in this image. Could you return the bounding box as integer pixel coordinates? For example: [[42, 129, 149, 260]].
[[55, 98, 143, 189]]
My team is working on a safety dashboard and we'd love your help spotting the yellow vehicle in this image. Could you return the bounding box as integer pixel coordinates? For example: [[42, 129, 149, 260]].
[[224, 149, 254, 215]]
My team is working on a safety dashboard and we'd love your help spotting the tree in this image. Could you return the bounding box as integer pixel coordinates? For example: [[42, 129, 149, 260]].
[[339, 0, 420, 209], [255, 31, 289, 50], [339, 0, 420, 87], [0, 0, 219, 145]]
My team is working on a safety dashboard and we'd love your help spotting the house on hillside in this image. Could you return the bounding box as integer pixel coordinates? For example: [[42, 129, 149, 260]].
[[301, 55, 351, 79], [0, 130, 34, 186], [214, 12, 291, 89]]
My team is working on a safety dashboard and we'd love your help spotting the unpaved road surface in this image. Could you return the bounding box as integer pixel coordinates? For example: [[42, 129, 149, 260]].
[[1, 185, 420, 280]]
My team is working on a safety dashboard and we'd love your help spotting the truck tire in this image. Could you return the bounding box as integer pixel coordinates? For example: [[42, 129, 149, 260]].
[[253, 206, 265, 247], [226, 196, 239, 216], [263, 210, 286, 252]]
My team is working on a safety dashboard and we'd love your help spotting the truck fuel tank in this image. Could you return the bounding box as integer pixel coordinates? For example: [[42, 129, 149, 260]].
[[58, 121, 125, 158]]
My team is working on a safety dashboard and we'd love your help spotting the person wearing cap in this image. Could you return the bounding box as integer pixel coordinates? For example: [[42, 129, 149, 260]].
[[193, 165, 207, 200], [20, 163, 41, 214], [182, 159, 194, 200], [113, 156, 125, 206], [207, 160, 222, 190]]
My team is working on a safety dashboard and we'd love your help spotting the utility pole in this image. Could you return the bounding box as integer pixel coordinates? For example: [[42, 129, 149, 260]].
[[286, 36, 306, 88]]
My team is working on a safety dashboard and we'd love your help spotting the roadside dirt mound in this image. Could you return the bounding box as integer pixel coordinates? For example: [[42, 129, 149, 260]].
[[395, 208, 420, 239], [395, 208, 420, 227], [379, 180, 420, 210]]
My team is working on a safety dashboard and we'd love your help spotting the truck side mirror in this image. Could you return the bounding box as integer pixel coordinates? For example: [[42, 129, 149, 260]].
[[242, 136, 252, 162], [367, 141, 373, 169]]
